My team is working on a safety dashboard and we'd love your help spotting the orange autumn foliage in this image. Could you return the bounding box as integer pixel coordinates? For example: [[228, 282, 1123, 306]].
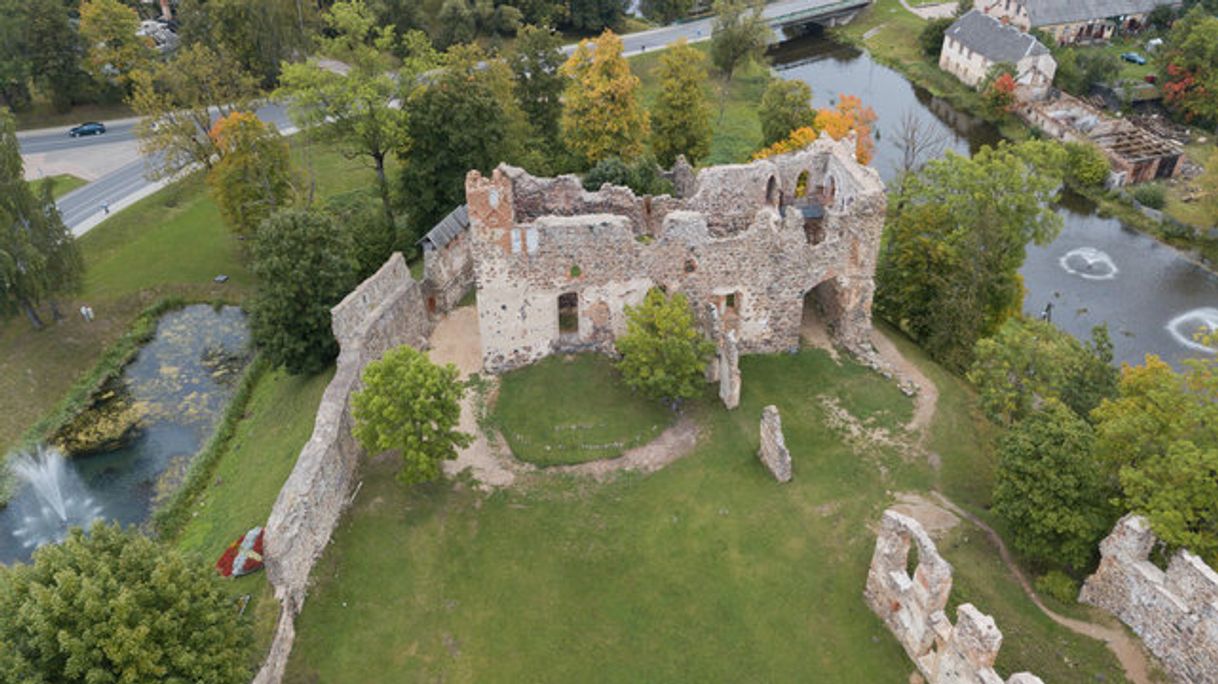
[[753, 94, 877, 165]]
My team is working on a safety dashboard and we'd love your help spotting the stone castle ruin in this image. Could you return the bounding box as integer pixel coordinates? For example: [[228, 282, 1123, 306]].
[[464, 133, 887, 378], [251, 135, 887, 682], [1080, 515, 1218, 684], [865, 510, 1044, 684]]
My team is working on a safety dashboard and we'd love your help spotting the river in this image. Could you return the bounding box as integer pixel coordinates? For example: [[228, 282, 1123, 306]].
[[771, 37, 1218, 368]]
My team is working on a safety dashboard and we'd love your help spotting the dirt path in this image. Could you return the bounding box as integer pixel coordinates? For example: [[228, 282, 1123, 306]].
[[897, 0, 957, 20], [548, 417, 701, 482], [931, 492, 1157, 684], [871, 328, 939, 438]]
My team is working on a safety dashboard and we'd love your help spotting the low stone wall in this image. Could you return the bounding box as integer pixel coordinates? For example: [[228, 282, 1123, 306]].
[[1080, 514, 1218, 684], [865, 510, 1044, 684], [253, 253, 436, 683]]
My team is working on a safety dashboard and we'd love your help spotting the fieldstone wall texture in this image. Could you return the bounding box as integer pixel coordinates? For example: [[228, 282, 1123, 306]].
[[865, 510, 1044, 684], [466, 133, 888, 376], [1080, 514, 1218, 684], [253, 248, 470, 683], [757, 405, 792, 482]]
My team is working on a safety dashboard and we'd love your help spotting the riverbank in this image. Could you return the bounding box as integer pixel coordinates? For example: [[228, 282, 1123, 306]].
[[830, 0, 1218, 266]]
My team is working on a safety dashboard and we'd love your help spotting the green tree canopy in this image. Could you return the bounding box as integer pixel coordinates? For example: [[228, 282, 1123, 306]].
[[918, 17, 953, 58], [992, 399, 1117, 571], [352, 345, 471, 484], [968, 317, 1117, 426], [79, 0, 153, 87], [510, 25, 567, 164], [205, 111, 297, 237], [876, 141, 1066, 370], [177, 0, 316, 87], [0, 523, 249, 683], [709, 0, 769, 80], [566, 0, 624, 32], [560, 30, 650, 166], [1159, 6, 1218, 123], [1063, 141, 1111, 189], [0, 1, 31, 110], [759, 79, 816, 146], [616, 288, 716, 404], [249, 209, 359, 374], [651, 39, 712, 167], [582, 155, 673, 195], [641, 0, 693, 24]]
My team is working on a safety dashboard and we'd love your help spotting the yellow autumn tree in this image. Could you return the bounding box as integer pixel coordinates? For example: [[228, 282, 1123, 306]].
[[560, 30, 650, 165], [206, 111, 296, 237], [754, 93, 877, 165]]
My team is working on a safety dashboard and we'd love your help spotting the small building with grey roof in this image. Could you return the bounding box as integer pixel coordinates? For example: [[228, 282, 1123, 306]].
[[973, 0, 1182, 44], [939, 10, 1056, 97]]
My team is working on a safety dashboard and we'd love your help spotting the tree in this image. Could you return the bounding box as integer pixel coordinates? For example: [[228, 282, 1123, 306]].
[[24, 0, 89, 112], [129, 43, 260, 179], [616, 288, 716, 404], [1053, 48, 1121, 96], [1158, 7, 1218, 123], [567, 0, 624, 32], [812, 94, 877, 164], [582, 155, 672, 195], [1064, 141, 1110, 189], [351, 345, 471, 485], [992, 399, 1117, 571], [248, 209, 359, 374], [710, 0, 770, 81], [968, 317, 1117, 426], [560, 30, 650, 166], [919, 17, 953, 58], [206, 112, 296, 237], [979, 66, 1017, 118], [641, 0, 692, 24], [177, 0, 315, 87], [892, 110, 947, 177], [79, 0, 153, 86], [398, 45, 523, 239], [651, 39, 712, 167], [759, 79, 815, 147], [436, 0, 476, 48], [0, 109, 84, 329], [876, 141, 1066, 370], [277, 3, 440, 231], [1093, 352, 1218, 565], [0, 2, 31, 110], [0, 523, 249, 683], [511, 24, 567, 160]]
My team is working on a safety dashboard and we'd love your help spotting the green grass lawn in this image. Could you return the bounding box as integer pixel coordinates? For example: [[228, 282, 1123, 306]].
[[0, 138, 373, 453], [284, 347, 1128, 683], [494, 354, 674, 466], [171, 366, 334, 670], [632, 43, 771, 165], [40, 173, 87, 199]]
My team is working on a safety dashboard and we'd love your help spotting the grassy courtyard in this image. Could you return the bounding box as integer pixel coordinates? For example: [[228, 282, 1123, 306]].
[[284, 348, 1129, 683]]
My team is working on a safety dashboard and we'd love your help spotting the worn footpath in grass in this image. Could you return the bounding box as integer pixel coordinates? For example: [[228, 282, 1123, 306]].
[[632, 43, 771, 165], [0, 139, 372, 453], [494, 354, 673, 466]]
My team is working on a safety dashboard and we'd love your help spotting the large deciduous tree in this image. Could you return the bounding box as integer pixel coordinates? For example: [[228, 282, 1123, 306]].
[[0, 109, 83, 329], [561, 30, 650, 166], [876, 141, 1066, 370], [759, 79, 815, 147], [79, 0, 153, 87], [24, 0, 90, 112], [510, 24, 567, 162], [129, 43, 260, 179], [206, 112, 296, 237], [651, 39, 712, 167], [641, 0, 693, 24], [567, 0, 625, 32], [1159, 6, 1218, 123], [710, 0, 769, 81], [616, 288, 716, 404], [177, 0, 316, 87], [352, 345, 471, 485], [0, 1, 31, 111], [0, 523, 250, 683], [992, 399, 1117, 571], [248, 209, 359, 375]]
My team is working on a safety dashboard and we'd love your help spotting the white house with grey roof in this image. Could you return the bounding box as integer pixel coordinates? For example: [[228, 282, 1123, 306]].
[[939, 10, 1056, 97], [974, 0, 1181, 44]]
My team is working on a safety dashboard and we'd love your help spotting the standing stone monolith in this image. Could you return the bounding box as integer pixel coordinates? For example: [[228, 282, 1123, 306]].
[[758, 405, 792, 482]]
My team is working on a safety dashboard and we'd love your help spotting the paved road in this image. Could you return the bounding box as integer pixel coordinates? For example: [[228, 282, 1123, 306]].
[[21, 0, 863, 234]]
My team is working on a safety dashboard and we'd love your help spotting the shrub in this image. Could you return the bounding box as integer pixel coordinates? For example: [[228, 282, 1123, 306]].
[[1064, 142, 1110, 189], [616, 288, 715, 404], [1132, 183, 1167, 210], [1035, 570, 1080, 605], [919, 18, 953, 58], [582, 156, 674, 196]]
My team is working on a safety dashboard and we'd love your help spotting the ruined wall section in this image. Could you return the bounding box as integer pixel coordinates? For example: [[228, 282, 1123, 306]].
[[865, 510, 1044, 684], [468, 136, 888, 375], [254, 253, 435, 684], [1080, 515, 1218, 684], [422, 232, 474, 313]]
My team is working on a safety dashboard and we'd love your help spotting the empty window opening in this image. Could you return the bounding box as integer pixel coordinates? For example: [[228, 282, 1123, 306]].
[[725, 292, 739, 312], [822, 175, 837, 205], [765, 176, 779, 207], [558, 292, 579, 334], [906, 542, 920, 581], [800, 205, 826, 246], [794, 171, 810, 199]]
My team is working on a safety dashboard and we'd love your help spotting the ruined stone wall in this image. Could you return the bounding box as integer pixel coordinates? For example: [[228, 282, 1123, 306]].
[[254, 253, 434, 684], [423, 232, 474, 313], [1080, 515, 1218, 684], [468, 134, 887, 374], [865, 510, 1044, 684]]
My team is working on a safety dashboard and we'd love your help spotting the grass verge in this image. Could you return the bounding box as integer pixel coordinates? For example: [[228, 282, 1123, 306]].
[[493, 354, 674, 466], [42, 173, 87, 199]]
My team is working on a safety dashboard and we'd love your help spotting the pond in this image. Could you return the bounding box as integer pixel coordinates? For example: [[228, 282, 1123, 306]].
[[771, 36, 1218, 367], [0, 305, 250, 564]]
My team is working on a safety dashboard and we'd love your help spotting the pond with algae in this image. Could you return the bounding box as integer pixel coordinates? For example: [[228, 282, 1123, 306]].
[[0, 305, 250, 564]]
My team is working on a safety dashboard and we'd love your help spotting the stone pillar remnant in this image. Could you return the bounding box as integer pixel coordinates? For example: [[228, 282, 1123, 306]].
[[758, 405, 792, 482]]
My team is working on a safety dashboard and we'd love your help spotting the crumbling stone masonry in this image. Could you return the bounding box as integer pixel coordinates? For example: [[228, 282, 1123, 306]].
[[464, 133, 888, 376], [865, 510, 1044, 684], [757, 405, 792, 482], [1080, 514, 1218, 684]]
